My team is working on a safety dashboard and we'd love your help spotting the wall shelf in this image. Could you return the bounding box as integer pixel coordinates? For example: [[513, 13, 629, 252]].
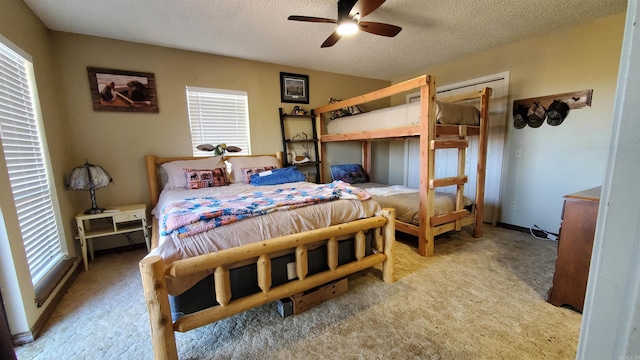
[[513, 89, 593, 110]]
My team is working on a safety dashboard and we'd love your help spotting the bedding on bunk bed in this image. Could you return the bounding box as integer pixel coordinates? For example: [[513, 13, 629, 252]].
[[148, 180, 380, 296], [353, 183, 473, 226], [326, 100, 480, 134]]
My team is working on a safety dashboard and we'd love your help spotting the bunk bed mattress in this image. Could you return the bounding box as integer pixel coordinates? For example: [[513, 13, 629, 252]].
[[326, 101, 480, 134], [149, 181, 380, 295], [354, 183, 472, 226]]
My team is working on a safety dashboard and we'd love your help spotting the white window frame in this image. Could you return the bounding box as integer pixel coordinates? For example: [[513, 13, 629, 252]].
[[185, 86, 251, 156], [0, 34, 68, 288]]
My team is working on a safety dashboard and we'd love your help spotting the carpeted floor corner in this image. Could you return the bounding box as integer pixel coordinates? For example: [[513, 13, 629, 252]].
[[15, 225, 582, 360]]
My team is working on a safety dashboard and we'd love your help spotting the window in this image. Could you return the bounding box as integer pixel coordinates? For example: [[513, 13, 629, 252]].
[[186, 86, 251, 156], [0, 36, 67, 289]]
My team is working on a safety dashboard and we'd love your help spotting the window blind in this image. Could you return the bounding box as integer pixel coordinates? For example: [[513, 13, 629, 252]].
[[0, 39, 65, 286], [186, 86, 251, 156]]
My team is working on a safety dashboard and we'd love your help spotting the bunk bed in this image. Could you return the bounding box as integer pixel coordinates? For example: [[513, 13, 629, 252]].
[[139, 152, 396, 359], [313, 75, 491, 257]]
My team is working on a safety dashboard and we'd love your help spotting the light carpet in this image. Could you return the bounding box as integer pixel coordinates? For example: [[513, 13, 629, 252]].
[[15, 225, 581, 359]]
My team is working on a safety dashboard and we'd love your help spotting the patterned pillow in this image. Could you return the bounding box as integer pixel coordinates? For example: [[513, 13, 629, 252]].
[[184, 168, 229, 189], [228, 156, 281, 183], [241, 166, 276, 184], [328, 98, 365, 120], [161, 156, 224, 189]]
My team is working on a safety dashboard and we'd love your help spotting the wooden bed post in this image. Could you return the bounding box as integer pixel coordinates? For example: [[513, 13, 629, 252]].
[[315, 112, 326, 183], [362, 141, 372, 175], [474, 87, 492, 238], [140, 255, 178, 360], [145, 155, 160, 210], [382, 208, 396, 283], [455, 126, 468, 231], [418, 76, 437, 256]]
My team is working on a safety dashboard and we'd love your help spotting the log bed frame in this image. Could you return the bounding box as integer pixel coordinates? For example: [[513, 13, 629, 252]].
[[140, 152, 396, 360], [313, 75, 491, 257]]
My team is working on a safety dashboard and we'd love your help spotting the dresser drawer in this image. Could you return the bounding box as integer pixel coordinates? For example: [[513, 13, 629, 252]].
[[113, 212, 143, 223]]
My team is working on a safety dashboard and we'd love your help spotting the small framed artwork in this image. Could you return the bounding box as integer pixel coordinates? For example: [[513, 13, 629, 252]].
[[87, 67, 159, 113], [280, 72, 309, 104]]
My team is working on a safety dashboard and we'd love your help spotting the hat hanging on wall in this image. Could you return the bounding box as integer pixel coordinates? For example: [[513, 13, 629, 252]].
[[513, 104, 529, 129], [547, 100, 570, 126], [527, 102, 547, 128]]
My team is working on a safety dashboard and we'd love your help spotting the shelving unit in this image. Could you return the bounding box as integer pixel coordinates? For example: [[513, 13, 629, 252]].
[[279, 107, 321, 183]]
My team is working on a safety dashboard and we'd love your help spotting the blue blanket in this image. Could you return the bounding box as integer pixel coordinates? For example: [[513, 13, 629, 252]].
[[250, 166, 306, 186]]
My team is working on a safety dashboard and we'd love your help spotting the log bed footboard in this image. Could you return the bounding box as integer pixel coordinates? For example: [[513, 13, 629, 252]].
[[140, 208, 396, 360]]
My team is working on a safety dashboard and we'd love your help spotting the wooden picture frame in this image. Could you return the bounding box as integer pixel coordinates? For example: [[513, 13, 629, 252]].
[[280, 72, 309, 104], [87, 67, 159, 113]]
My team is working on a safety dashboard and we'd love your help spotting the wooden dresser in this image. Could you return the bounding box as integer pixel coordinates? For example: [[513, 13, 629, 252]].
[[548, 186, 601, 312]]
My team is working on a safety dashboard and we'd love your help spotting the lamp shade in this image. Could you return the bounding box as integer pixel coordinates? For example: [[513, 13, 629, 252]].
[[66, 161, 113, 190], [66, 161, 113, 214]]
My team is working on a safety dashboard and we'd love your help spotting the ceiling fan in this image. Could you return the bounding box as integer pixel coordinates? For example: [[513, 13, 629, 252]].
[[288, 0, 402, 48]]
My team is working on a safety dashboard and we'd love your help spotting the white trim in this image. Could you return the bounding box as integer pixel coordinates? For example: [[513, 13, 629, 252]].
[[406, 71, 511, 102], [0, 33, 32, 62], [185, 86, 247, 97], [577, 0, 640, 357]]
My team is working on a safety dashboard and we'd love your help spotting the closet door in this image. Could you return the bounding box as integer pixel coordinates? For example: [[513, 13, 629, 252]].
[[405, 72, 509, 225]]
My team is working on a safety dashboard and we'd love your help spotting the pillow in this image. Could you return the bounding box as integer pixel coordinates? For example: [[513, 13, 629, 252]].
[[228, 156, 281, 183], [250, 167, 306, 186], [435, 101, 480, 126], [240, 166, 276, 184], [161, 156, 224, 189], [328, 98, 365, 120], [330, 164, 368, 184], [184, 168, 229, 189]]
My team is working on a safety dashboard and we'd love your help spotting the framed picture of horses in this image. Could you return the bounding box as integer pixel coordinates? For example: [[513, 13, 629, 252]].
[[87, 67, 159, 113]]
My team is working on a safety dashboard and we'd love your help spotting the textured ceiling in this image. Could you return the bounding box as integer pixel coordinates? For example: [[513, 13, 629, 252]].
[[23, 0, 627, 81]]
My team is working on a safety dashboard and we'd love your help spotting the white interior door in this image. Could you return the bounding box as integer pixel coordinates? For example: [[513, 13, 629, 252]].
[[404, 72, 509, 225]]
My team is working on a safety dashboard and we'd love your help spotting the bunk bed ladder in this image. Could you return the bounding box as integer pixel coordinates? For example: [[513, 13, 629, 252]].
[[419, 76, 472, 256], [428, 128, 470, 231]]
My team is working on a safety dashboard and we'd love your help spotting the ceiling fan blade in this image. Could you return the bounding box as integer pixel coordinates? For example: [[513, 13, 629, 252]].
[[321, 32, 342, 48], [288, 15, 337, 24], [358, 21, 402, 37], [349, 0, 386, 19]]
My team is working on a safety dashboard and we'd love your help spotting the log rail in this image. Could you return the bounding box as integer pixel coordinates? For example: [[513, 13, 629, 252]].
[[140, 208, 396, 360]]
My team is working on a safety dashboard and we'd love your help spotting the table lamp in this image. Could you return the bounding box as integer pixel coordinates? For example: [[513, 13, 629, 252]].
[[66, 160, 113, 214]]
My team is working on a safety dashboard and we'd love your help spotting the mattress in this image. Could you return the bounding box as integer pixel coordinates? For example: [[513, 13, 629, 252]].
[[354, 183, 472, 226], [148, 181, 380, 295], [170, 232, 373, 320], [326, 101, 480, 134]]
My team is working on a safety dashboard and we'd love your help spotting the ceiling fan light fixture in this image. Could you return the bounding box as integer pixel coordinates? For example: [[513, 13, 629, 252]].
[[336, 19, 358, 35]]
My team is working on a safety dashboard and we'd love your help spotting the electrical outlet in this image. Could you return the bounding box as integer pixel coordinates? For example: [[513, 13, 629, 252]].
[[510, 202, 517, 210]]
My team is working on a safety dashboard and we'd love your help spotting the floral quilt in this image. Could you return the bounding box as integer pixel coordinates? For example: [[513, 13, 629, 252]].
[[161, 180, 371, 237]]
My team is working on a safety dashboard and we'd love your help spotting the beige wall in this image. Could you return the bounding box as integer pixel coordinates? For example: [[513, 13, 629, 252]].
[[51, 32, 390, 249], [0, 0, 76, 335], [388, 13, 625, 231]]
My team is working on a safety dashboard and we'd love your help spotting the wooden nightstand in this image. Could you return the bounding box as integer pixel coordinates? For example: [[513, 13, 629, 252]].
[[75, 203, 149, 271]]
